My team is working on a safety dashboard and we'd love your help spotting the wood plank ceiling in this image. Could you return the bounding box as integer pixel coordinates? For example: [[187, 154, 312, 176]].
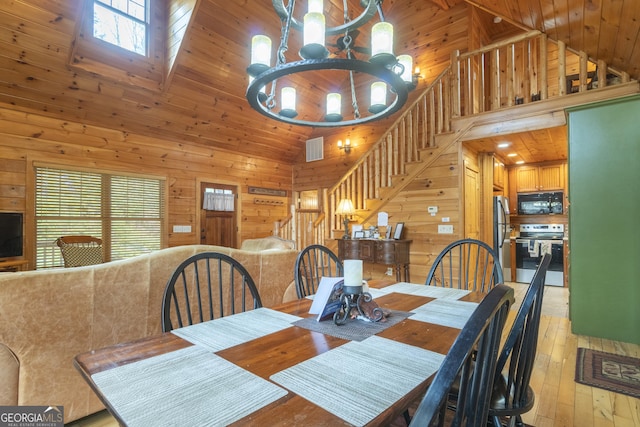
[[0, 0, 637, 165]]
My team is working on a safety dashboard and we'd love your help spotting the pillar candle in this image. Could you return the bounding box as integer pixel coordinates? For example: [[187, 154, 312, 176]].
[[343, 259, 363, 288]]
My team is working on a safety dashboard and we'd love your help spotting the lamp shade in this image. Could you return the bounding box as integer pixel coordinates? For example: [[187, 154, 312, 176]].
[[335, 198, 355, 215]]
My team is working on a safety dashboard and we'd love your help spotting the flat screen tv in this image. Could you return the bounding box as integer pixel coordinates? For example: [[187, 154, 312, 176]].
[[0, 212, 23, 258]]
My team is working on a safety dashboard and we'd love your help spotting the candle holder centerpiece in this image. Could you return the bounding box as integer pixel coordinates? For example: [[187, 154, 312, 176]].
[[333, 284, 383, 325], [334, 259, 384, 325]]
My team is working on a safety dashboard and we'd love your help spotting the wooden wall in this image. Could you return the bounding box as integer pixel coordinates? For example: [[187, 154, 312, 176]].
[[292, 2, 472, 192], [354, 142, 463, 283], [0, 106, 292, 269]]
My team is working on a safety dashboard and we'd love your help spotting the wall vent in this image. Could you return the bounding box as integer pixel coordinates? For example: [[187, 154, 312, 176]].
[[306, 137, 324, 162]]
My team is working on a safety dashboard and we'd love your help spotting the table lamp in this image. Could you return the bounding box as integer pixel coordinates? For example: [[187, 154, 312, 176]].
[[335, 198, 355, 239]]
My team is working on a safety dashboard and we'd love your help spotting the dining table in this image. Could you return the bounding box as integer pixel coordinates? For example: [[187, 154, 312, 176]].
[[74, 281, 486, 426]]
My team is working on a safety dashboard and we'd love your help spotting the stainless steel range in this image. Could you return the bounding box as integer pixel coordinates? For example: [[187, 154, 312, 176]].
[[515, 224, 565, 286]]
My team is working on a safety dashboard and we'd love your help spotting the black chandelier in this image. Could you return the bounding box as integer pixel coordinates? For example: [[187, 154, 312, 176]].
[[246, 0, 419, 127]]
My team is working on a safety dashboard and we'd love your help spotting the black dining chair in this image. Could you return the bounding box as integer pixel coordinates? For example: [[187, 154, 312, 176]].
[[488, 253, 552, 427], [409, 284, 515, 426], [161, 252, 262, 332], [294, 244, 343, 298], [425, 238, 504, 293]]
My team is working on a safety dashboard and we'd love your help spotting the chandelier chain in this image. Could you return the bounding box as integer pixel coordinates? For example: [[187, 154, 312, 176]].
[[375, 0, 385, 21], [349, 70, 361, 119]]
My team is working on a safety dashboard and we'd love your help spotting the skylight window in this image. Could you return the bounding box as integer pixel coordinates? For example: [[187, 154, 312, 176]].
[[93, 0, 148, 56]]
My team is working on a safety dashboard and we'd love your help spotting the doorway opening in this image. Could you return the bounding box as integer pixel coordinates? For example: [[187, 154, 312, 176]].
[[200, 182, 238, 248]]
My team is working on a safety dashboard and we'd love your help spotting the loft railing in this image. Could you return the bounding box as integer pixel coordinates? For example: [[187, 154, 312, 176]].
[[287, 30, 634, 247], [450, 31, 631, 117]]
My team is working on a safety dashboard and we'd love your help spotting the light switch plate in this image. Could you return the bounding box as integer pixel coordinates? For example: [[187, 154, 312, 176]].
[[438, 224, 454, 234]]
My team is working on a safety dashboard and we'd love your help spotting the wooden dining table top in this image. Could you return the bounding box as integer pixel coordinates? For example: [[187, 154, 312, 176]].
[[74, 281, 486, 426]]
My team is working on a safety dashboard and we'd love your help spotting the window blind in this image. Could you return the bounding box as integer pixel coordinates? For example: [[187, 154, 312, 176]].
[[35, 167, 164, 269]]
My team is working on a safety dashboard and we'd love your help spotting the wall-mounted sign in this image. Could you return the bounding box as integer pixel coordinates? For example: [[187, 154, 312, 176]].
[[248, 186, 287, 197]]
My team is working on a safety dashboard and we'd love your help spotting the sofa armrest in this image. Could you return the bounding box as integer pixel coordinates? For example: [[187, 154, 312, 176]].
[[0, 343, 19, 405], [240, 236, 296, 251]]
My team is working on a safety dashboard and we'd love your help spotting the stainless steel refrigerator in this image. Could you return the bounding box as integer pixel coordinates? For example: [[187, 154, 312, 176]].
[[493, 195, 511, 280]]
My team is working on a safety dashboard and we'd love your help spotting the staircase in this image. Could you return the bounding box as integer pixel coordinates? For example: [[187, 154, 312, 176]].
[[282, 30, 638, 249]]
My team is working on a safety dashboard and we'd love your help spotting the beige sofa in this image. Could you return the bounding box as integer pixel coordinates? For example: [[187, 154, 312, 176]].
[[0, 241, 298, 422]]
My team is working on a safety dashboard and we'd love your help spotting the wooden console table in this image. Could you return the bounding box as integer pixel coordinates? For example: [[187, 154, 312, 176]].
[[337, 239, 411, 282], [0, 260, 29, 272]]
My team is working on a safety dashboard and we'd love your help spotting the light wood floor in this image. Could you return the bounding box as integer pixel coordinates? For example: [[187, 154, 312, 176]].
[[66, 282, 640, 427]]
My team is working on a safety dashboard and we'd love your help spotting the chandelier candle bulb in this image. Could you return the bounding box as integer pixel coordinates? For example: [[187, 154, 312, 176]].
[[308, 0, 323, 14], [370, 22, 395, 65], [280, 87, 297, 118], [301, 12, 328, 59], [369, 82, 387, 113], [247, 35, 271, 76], [325, 93, 342, 121], [397, 55, 413, 83]]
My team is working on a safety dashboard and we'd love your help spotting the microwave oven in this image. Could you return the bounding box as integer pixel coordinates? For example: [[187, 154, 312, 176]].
[[517, 191, 563, 215]]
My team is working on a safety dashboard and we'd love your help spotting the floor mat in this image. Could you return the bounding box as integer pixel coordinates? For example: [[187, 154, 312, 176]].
[[575, 347, 640, 398]]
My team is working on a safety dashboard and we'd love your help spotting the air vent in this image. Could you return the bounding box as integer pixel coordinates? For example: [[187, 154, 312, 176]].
[[306, 137, 324, 162]]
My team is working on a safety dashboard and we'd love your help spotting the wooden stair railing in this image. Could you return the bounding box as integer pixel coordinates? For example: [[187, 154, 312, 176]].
[[327, 66, 456, 233], [307, 30, 636, 244]]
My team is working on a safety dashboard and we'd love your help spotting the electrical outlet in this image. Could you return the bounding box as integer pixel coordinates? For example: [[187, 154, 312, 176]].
[[385, 268, 393, 276], [438, 224, 454, 234]]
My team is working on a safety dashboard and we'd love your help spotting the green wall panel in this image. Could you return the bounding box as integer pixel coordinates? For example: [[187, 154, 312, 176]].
[[568, 94, 640, 344]]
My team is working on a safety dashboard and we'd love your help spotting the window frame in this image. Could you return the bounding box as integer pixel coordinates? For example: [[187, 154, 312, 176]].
[[91, 0, 150, 57], [70, 0, 164, 91], [34, 164, 167, 269]]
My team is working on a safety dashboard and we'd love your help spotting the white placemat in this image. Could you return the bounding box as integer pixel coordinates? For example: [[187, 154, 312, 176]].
[[270, 335, 445, 426], [410, 299, 479, 329], [171, 308, 301, 352], [381, 282, 471, 299], [92, 345, 287, 427]]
